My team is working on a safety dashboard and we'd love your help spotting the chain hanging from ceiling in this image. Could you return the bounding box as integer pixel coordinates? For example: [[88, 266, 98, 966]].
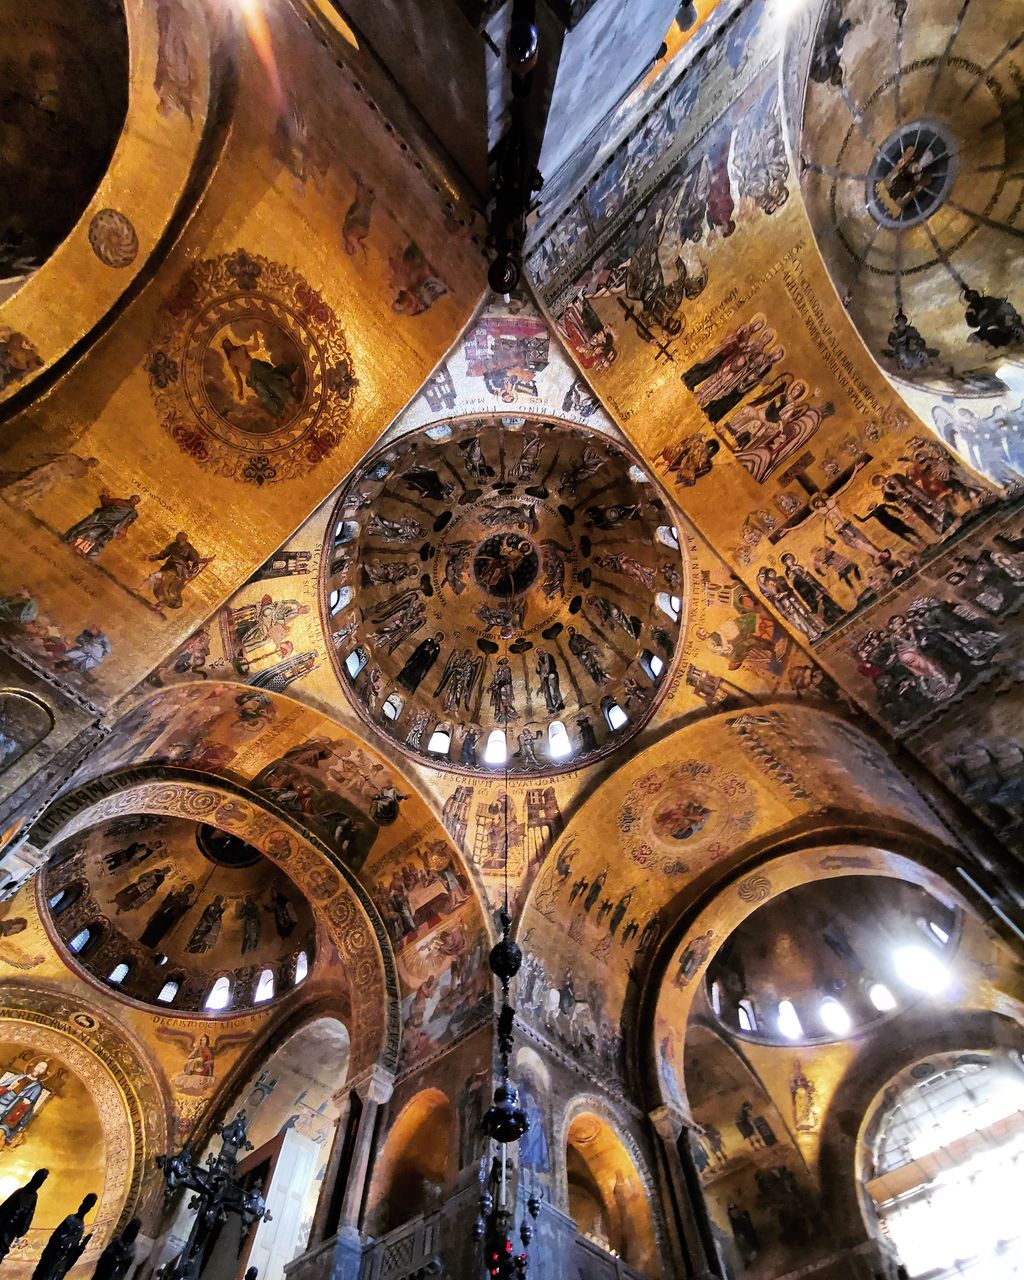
[[487, 0, 543, 296], [474, 644, 540, 1277]]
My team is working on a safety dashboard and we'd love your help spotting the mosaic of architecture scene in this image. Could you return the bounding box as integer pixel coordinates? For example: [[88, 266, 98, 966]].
[[0, 1, 1023, 1280]]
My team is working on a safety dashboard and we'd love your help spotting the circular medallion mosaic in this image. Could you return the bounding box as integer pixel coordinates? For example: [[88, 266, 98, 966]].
[[146, 250, 357, 483], [617, 760, 756, 873]]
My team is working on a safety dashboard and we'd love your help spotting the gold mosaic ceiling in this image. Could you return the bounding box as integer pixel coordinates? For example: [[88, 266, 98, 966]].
[[325, 416, 684, 774]]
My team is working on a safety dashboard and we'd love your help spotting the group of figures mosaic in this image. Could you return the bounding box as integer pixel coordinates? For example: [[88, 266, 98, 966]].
[[43, 813, 314, 1013], [831, 503, 1024, 733], [549, 79, 790, 370], [526, 0, 775, 295]]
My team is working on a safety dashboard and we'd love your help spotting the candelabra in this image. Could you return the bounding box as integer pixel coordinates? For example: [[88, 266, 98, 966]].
[[156, 1110, 271, 1280]]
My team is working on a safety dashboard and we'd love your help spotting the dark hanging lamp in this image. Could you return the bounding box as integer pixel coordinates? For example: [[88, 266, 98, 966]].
[[474, 646, 540, 1277]]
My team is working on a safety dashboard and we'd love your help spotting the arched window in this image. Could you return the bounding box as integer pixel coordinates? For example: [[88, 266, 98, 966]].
[[156, 979, 180, 1004], [68, 926, 95, 954], [737, 998, 757, 1032], [426, 724, 452, 755], [254, 968, 275, 1003], [382, 693, 404, 721], [344, 647, 367, 679], [928, 920, 950, 945], [107, 961, 130, 985], [294, 951, 309, 984], [656, 591, 681, 622], [333, 520, 358, 545], [329, 586, 353, 617], [48, 883, 83, 915], [639, 649, 664, 680], [601, 697, 628, 731], [483, 729, 507, 766], [868, 981, 897, 1012], [548, 721, 572, 760], [710, 981, 722, 1017], [819, 997, 851, 1036], [894, 945, 950, 994], [204, 975, 232, 1011], [656, 525, 680, 550], [777, 998, 803, 1040]]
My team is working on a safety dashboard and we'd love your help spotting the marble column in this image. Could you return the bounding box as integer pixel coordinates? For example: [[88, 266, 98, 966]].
[[308, 1086, 354, 1247], [649, 1105, 721, 1280], [338, 1064, 394, 1237]]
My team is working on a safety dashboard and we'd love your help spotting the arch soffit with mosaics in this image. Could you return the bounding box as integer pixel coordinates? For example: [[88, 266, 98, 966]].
[[0, 983, 169, 1237], [89, 681, 493, 924], [514, 706, 958, 1064], [0, 0, 219, 407], [29, 771, 400, 1078], [553, 1092, 660, 1217], [188, 990, 354, 1153]]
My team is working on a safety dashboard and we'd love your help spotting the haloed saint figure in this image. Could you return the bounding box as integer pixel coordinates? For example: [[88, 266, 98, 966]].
[[0, 1059, 51, 1148]]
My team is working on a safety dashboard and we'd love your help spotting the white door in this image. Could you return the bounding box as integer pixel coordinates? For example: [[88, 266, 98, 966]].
[[246, 1130, 319, 1280]]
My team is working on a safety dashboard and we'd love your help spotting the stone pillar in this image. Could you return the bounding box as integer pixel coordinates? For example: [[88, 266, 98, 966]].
[[649, 1105, 721, 1280], [338, 1065, 394, 1237], [308, 1087, 354, 1247]]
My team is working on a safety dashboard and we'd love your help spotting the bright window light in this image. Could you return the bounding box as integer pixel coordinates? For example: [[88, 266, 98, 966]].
[[254, 969, 275, 1003], [484, 729, 507, 766], [656, 525, 680, 550], [344, 648, 366, 679], [710, 981, 722, 1016], [640, 650, 664, 679], [606, 702, 628, 730], [819, 997, 852, 1036], [156, 980, 179, 1004], [68, 928, 91, 954], [548, 721, 572, 760], [427, 728, 452, 755], [294, 950, 309, 984], [894, 945, 950, 995], [738, 998, 757, 1032], [204, 975, 232, 1011], [777, 999, 803, 1040], [868, 982, 897, 1012], [656, 591, 681, 621], [928, 920, 950, 945], [107, 962, 130, 985]]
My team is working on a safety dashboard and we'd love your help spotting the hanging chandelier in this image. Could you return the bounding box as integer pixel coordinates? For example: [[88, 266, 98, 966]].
[[474, 645, 540, 1278], [487, 0, 542, 296]]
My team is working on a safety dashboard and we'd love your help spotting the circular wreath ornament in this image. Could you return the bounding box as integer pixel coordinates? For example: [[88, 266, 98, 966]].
[[88, 209, 139, 268], [146, 249, 357, 484]]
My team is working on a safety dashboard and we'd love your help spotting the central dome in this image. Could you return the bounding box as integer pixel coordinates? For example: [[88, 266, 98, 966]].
[[324, 416, 684, 774]]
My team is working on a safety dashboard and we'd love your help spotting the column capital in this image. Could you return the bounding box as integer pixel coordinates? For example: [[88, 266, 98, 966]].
[[352, 1063, 395, 1105], [649, 1103, 694, 1143]]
